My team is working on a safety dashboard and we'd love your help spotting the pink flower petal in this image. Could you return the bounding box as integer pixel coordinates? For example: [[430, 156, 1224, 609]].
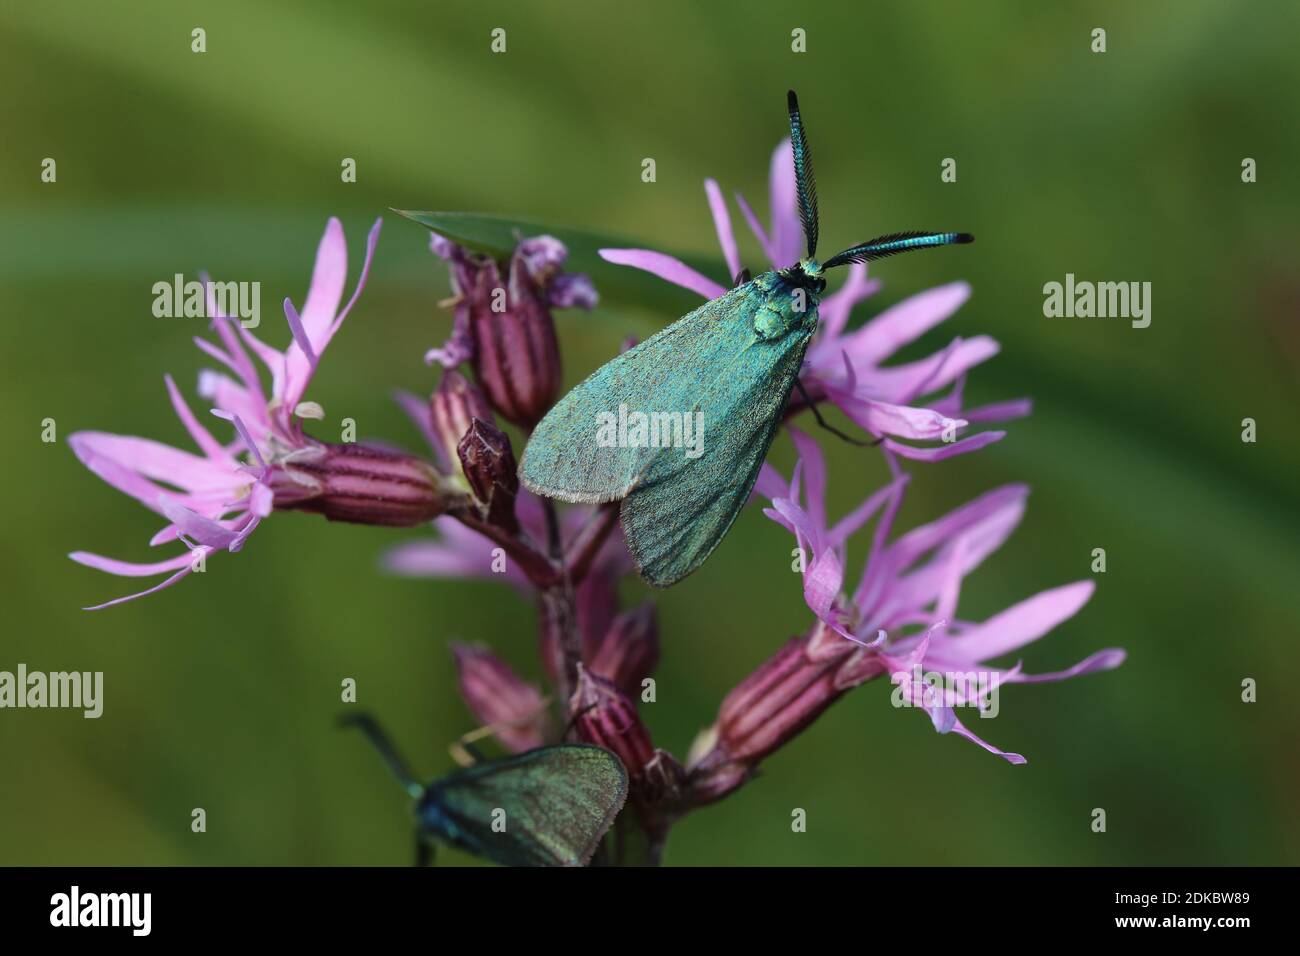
[[870, 336, 1001, 403], [824, 393, 965, 441], [948, 716, 1027, 765], [598, 248, 725, 300], [704, 179, 742, 282], [164, 374, 227, 461], [768, 139, 802, 268], [812, 262, 879, 351], [787, 426, 827, 530], [80, 562, 202, 611], [70, 549, 196, 577], [962, 398, 1033, 425], [937, 581, 1096, 663], [734, 191, 775, 265], [840, 282, 971, 368], [393, 389, 443, 467], [753, 462, 788, 501], [1006, 647, 1127, 684], [197, 371, 268, 447], [299, 217, 348, 348], [160, 499, 242, 550], [881, 429, 1005, 462], [828, 474, 908, 549]]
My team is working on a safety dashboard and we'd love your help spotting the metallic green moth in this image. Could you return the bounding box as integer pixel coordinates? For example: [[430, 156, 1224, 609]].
[[521, 91, 972, 587], [343, 714, 628, 867]]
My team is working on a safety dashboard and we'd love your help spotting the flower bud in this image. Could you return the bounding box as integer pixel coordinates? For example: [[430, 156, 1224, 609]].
[[451, 642, 546, 753], [588, 603, 659, 698], [457, 418, 520, 533], [430, 369, 494, 477], [570, 665, 654, 780], [426, 235, 596, 429], [269, 442, 454, 527], [469, 255, 560, 428], [685, 621, 880, 807]]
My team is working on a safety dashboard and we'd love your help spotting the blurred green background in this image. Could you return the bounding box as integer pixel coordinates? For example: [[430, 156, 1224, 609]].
[[2, 1, 1297, 866]]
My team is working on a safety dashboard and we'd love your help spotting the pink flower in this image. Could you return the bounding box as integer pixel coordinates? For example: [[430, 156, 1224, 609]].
[[755, 428, 1125, 763], [599, 141, 1028, 459], [70, 217, 396, 609]]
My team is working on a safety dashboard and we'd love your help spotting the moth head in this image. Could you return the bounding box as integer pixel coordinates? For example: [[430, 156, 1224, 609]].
[[784, 259, 827, 296]]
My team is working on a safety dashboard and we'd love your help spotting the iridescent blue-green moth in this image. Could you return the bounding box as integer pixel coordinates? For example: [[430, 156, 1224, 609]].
[[342, 714, 627, 867], [521, 91, 973, 588]]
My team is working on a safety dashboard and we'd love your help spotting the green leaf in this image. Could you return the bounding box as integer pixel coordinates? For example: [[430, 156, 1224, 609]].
[[393, 209, 720, 315]]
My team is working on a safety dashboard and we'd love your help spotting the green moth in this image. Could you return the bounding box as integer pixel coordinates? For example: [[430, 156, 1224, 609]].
[[342, 714, 628, 867], [521, 91, 973, 587]]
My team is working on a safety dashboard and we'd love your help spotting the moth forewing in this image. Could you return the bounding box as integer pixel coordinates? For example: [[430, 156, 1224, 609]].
[[621, 298, 818, 587], [423, 745, 628, 867], [519, 285, 753, 504]]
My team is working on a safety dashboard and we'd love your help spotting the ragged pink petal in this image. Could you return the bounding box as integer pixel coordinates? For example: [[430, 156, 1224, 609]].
[[734, 191, 774, 264], [160, 499, 243, 551], [598, 248, 726, 300], [1005, 647, 1127, 683], [69, 549, 196, 577], [827, 394, 965, 441], [786, 427, 827, 531], [866, 336, 1001, 404], [164, 375, 227, 461], [197, 371, 270, 447], [949, 716, 1028, 764], [298, 217, 348, 348], [961, 398, 1034, 425], [812, 263, 879, 353], [839, 282, 971, 368], [753, 462, 788, 501], [767, 139, 802, 268], [704, 179, 741, 282], [881, 430, 1005, 462], [933, 581, 1096, 663], [381, 519, 530, 589]]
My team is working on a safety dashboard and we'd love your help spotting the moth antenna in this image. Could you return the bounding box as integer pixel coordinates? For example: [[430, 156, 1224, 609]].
[[787, 90, 819, 260], [340, 712, 424, 798], [823, 231, 973, 269]]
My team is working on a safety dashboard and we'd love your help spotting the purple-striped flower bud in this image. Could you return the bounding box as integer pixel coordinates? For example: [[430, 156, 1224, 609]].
[[430, 369, 494, 479], [451, 642, 547, 753], [588, 603, 659, 698], [426, 235, 597, 429], [570, 665, 654, 782], [268, 442, 455, 527], [457, 418, 520, 533], [686, 621, 883, 806]]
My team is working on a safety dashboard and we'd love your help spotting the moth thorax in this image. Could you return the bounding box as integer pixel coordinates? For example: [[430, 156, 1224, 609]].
[[753, 280, 819, 340]]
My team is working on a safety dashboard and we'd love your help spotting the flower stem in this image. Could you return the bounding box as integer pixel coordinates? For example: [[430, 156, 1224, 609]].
[[540, 499, 583, 725]]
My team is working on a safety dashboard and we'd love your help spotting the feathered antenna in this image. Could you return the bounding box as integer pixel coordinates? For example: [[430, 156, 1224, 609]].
[[787, 90, 819, 260], [823, 231, 973, 270], [340, 712, 424, 799]]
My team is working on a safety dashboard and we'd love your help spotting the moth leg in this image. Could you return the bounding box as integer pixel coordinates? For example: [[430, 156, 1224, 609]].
[[415, 834, 435, 868], [449, 726, 492, 767], [733, 268, 752, 288], [448, 698, 554, 766], [793, 379, 880, 447]]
